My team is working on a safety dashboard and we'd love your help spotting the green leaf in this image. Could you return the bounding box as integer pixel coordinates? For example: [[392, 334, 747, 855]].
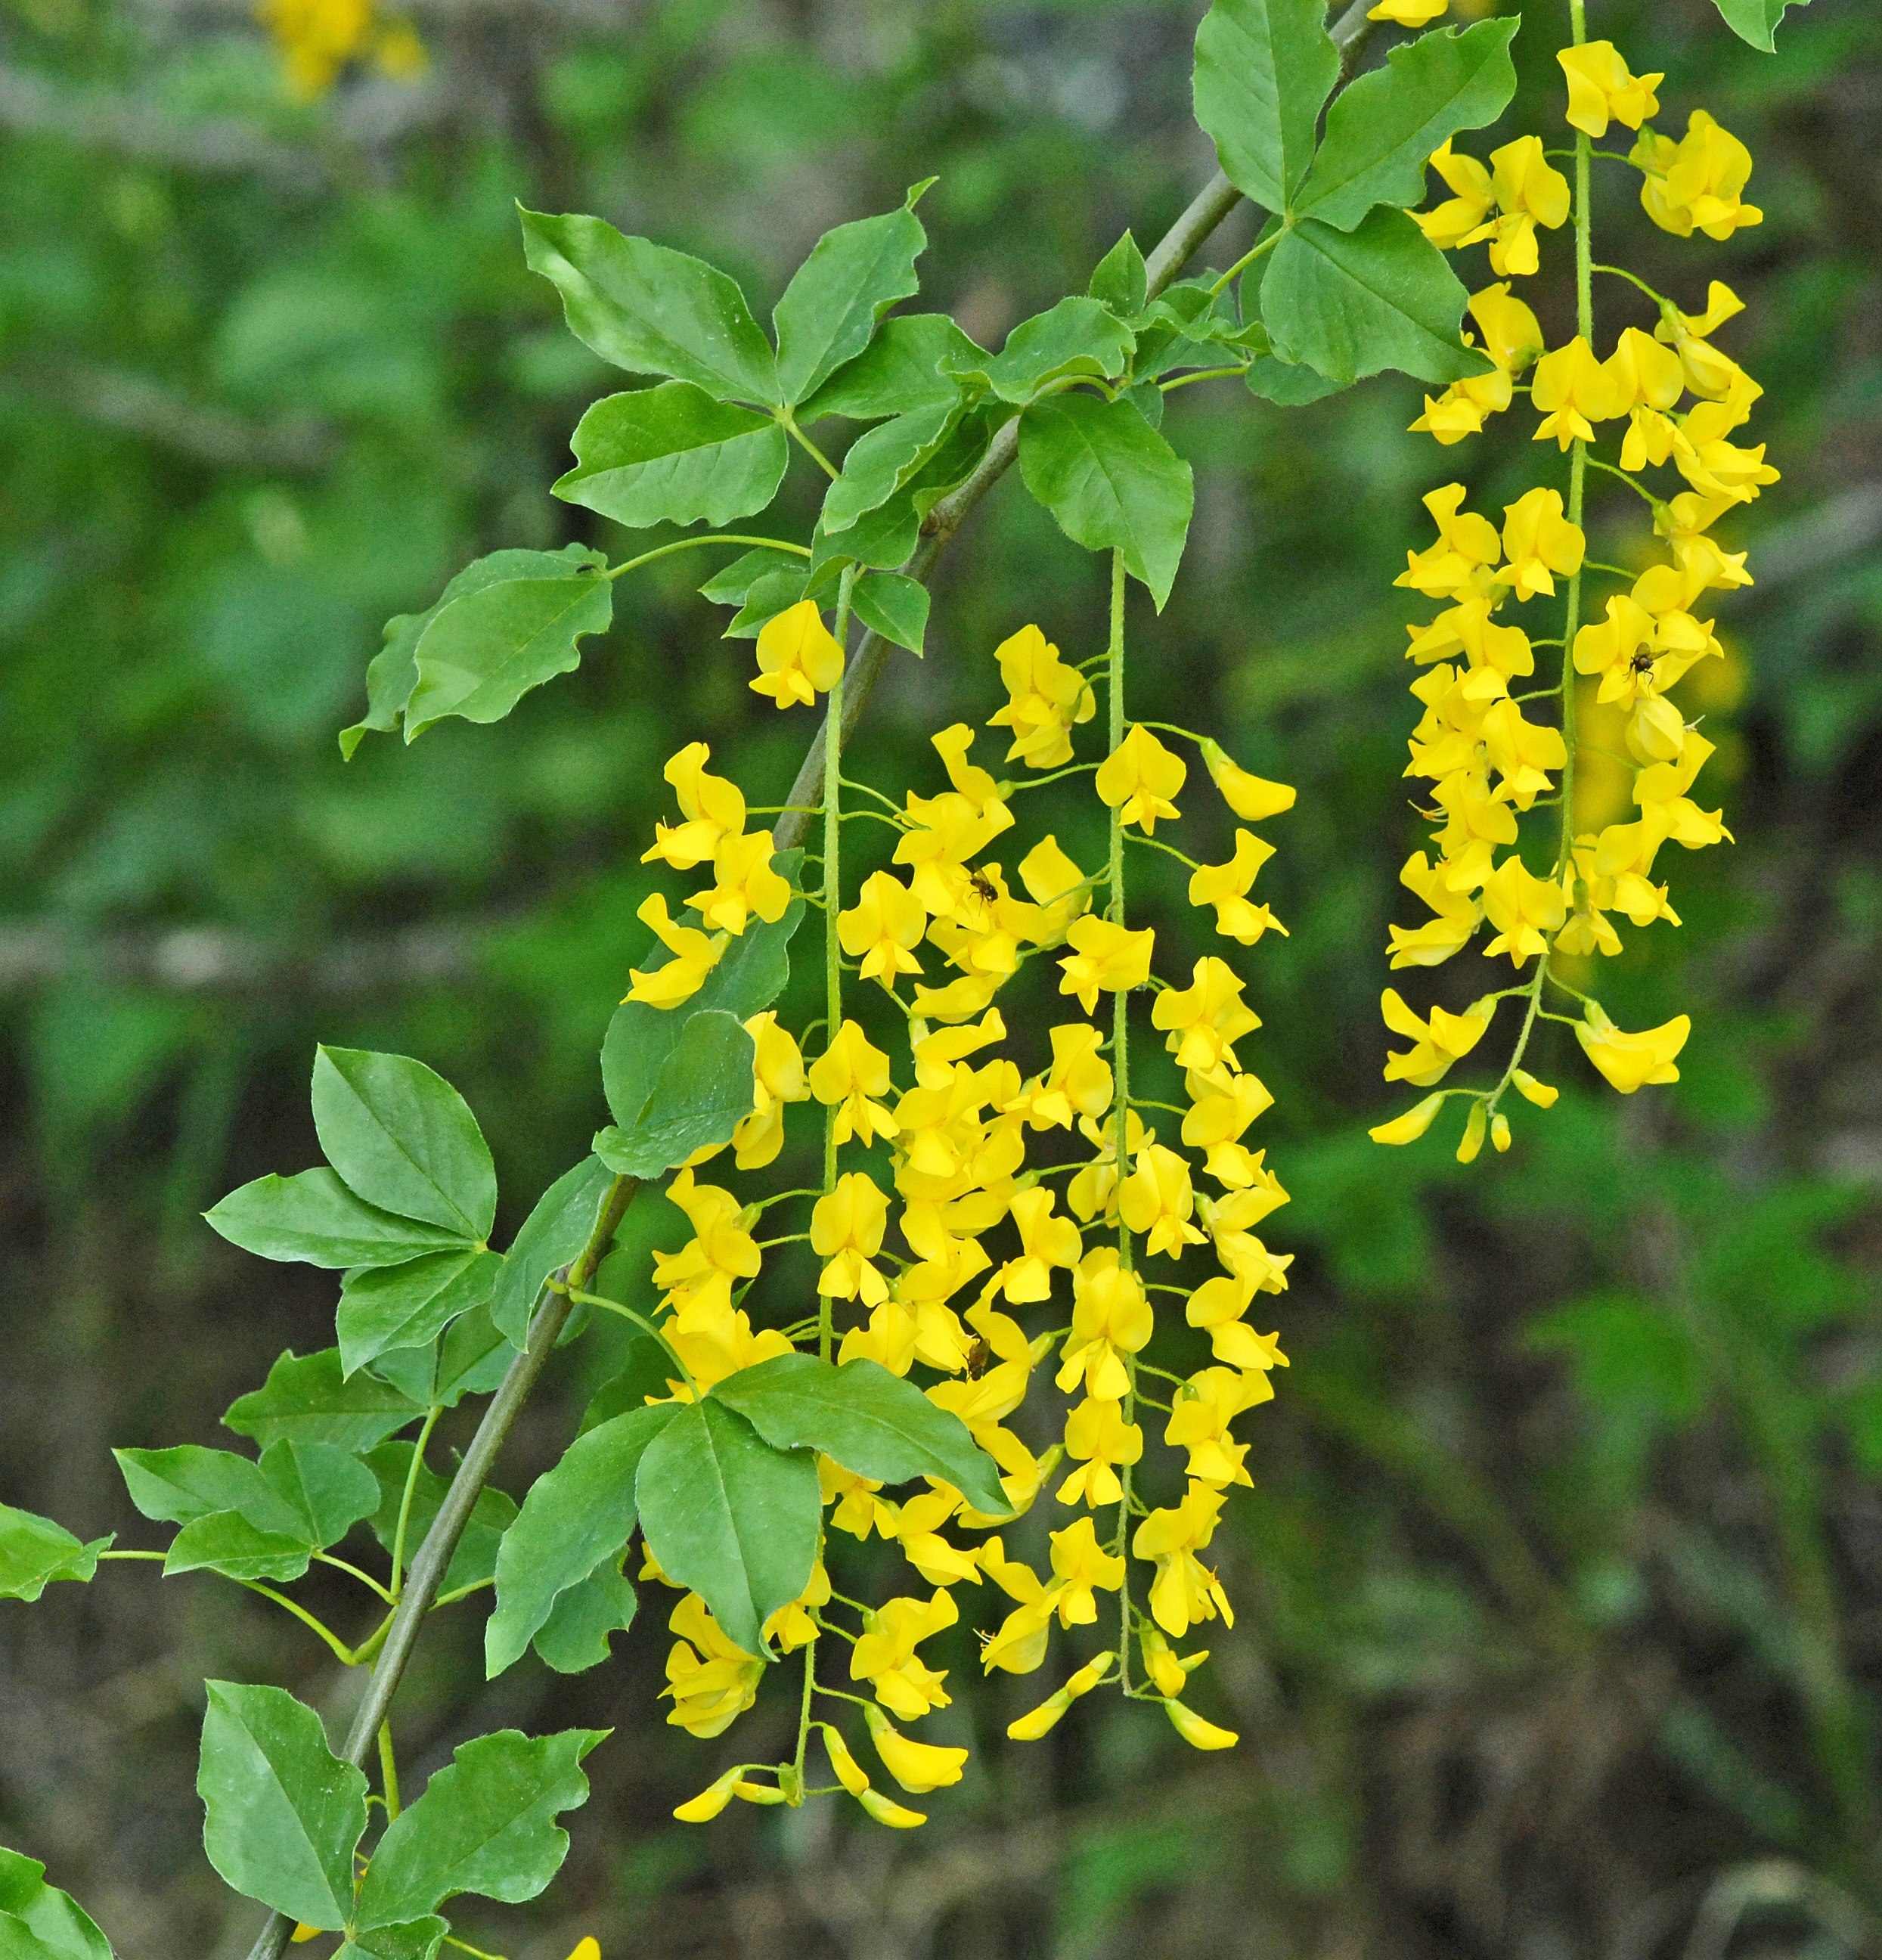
[[353, 1729, 603, 1925], [367, 1305, 513, 1411], [635, 1398, 820, 1657], [721, 567, 809, 637], [553, 384, 789, 530], [797, 315, 984, 421], [594, 1009, 755, 1178], [1710, 0, 1809, 49], [957, 296, 1134, 405], [1260, 207, 1489, 386], [850, 572, 929, 655], [361, 1444, 516, 1597], [1192, 0, 1337, 212], [341, 548, 602, 757], [256, 1439, 382, 1546], [519, 209, 778, 405], [1293, 20, 1521, 230], [312, 1047, 497, 1239], [163, 1512, 316, 1583], [206, 1169, 467, 1271], [338, 1250, 503, 1379], [773, 197, 928, 407], [197, 1681, 367, 1929], [1017, 391, 1194, 609], [334, 1919, 447, 1960], [697, 545, 806, 605], [126, 1440, 379, 1577], [224, 1349, 426, 1452], [1088, 230, 1148, 317], [406, 560, 613, 737], [115, 1445, 283, 1527], [1244, 355, 1348, 405], [0, 1507, 110, 1603], [601, 889, 802, 1133], [532, 1564, 637, 1674], [0, 1847, 114, 1960], [810, 492, 921, 581], [485, 1403, 678, 1676], [820, 398, 960, 533], [490, 1155, 615, 1347], [712, 1354, 1007, 1514]]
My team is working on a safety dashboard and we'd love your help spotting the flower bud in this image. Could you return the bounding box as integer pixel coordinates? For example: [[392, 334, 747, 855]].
[[1369, 1092, 1444, 1146], [1163, 1699, 1239, 1751], [674, 1766, 746, 1822], [1511, 1068, 1558, 1108], [1491, 1112, 1512, 1153], [1456, 1101, 1487, 1164], [857, 1785, 928, 1828], [1200, 738, 1296, 821], [820, 1723, 871, 1797]]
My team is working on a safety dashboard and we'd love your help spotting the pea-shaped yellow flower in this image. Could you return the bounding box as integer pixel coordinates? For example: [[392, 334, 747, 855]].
[[1096, 724, 1186, 833], [625, 893, 722, 1009], [863, 1703, 967, 1793], [1576, 1006, 1691, 1093], [1132, 1484, 1232, 1639], [731, 1010, 808, 1170], [1530, 339, 1623, 451], [1056, 1395, 1144, 1508], [1380, 988, 1495, 1086], [1198, 738, 1295, 820], [1636, 111, 1762, 241], [987, 622, 1094, 769], [643, 740, 746, 870], [749, 597, 844, 708], [1118, 1143, 1206, 1259], [1557, 41, 1660, 138], [1189, 830, 1286, 946], [1496, 486, 1586, 598], [1056, 1246, 1153, 1398], [1480, 854, 1568, 965], [851, 1589, 957, 1720], [1152, 956, 1260, 1072], [687, 830, 792, 936], [1369, 1092, 1446, 1146], [1416, 139, 1495, 252], [662, 1593, 761, 1737], [1057, 915, 1154, 1013], [1047, 1515, 1125, 1626], [808, 1019, 900, 1146], [839, 870, 926, 984], [811, 1171, 891, 1306]]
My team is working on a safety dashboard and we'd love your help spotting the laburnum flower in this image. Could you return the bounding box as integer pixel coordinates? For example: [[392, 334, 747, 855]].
[[1605, 327, 1688, 471], [1165, 1365, 1272, 1488], [1196, 1175, 1292, 1292], [863, 1703, 968, 1794], [1056, 1394, 1144, 1507], [808, 1019, 900, 1146], [1480, 853, 1568, 964], [1186, 1271, 1289, 1373], [1006, 1650, 1116, 1741], [1417, 139, 1495, 251], [732, 1010, 808, 1169], [1181, 1065, 1274, 1188], [1056, 1246, 1153, 1398], [1496, 487, 1586, 599], [1048, 1515, 1126, 1626], [1557, 40, 1661, 138], [1471, 283, 1546, 374], [1405, 594, 1534, 675], [763, 1560, 832, 1652], [663, 1593, 762, 1737], [999, 1184, 1083, 1302], [1410, 283, 1547, 445], [823, 1456, 897, 1540], [1397, 482, 1503, 601], [1096, 724, 1186, 833], [839, 870, 926, 984], [1067, 1108, 1153, 1224], [896, 789, 1012, 919], [662, 1309, 793, 1399], [1133, 1484, 1233, 1638], [749, 597, 844, 708], [643, 741, 746, 870], [1119, 1143, 1207, 1259], [851, 1590, 958, 1720], [1387, 851, 1484, 968], [1633, 111, 1762, 241], [1576, 1004, 1691, 1092], [652, 1168, 761, 1334], [1530, 338, 1622, 450], [1189, 830, 1286, 945], [1368, 0, 1446, 23], [1153, 955, 1260, 1072], [687, 830, 792, 936], [927, 1300, 1040, 1434], [1058, 914, 1155, 1013], [1676, 380, 1780, 507], [880, 1486, 981, 1588], [1478, 136, 1571, 278], [1007, 1021, 1112, 1131], [625, 893, 722, 1009], [933, 721, 1011, 817], [813, 1171, 891, 1306], [976, 1537, 1056, 1674], [1654, 281, 1745, 399], [1016, 834, 1092, 941], [1369, 1091, 1446, 1146], [987, 623, 1094, 768], [1198, 739, 1295, 820], [1380, 988, 1495, 1086], [911, 1009, 1005, 1088], [674, 1764, 766, 1822], [960, 1424, 1056, 1527], [1165, 1701, 1239, 1751], [1480, 697, 1567, 808]]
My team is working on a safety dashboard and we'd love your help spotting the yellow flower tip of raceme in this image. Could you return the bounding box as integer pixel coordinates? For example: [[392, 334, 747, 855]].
[[858, 1785, 929, 1828], [1164, 1699, 1239, 1751], [1369, 1092, 1445, 1147]]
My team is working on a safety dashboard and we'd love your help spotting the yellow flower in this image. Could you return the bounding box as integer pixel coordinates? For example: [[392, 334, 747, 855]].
[[259, 0, 375, 97], [1409, 370, 1511, 445], [1636, 111, 1762, 241], [731, 1010, 808, 1170], [998, 1184, 1083, 1303], [1057, 914, 1155, 1013], [987, 622, 1094, 769], [1379, 988, 1495, 1086], [1095, 724, 1186, 833], [1530, 337, 1623, 451], [643, 741, 746, 870], [673, 1766, 746, 1822], [1152, 955, 1260, 1073], [1576, 1006, 1691, 1093], [1480, 853, 1568, 965], [1196, 1175, 1292, 1292], [1369, 0, 1446, 21], [1015, 834, 1092, 941], [1513, 1068, 1558, 1107], [812, 1172, 891, 1306], [1387, 851, 1484, 969], [1164, 1365, 1270, 1488], [687, 830, 792, 936], [1180, 1067, 1275, 1188], [1056, 1247, 1153, 1398], [662, 1593, 761, 1737], [1198, 739, 1295, 820], [932, 721, 1010, 817], [1047, 1515, 1125, 1625], [1395, 482, 1503, 601], [1056, 1395, 1144, 1508], [1469, 284, 1546, 374], [808, 1019, 900, 1147], [1132, 1484, 1233, 1638], [851, 1589, 959, 1720], [1118, 1143, 1207, 1259], [1653, 281, 1746, 399], [625, 893, 722, 1009], [653, 1168, 761, 1327], [857, 1788, 928, 1828], [879, 1486, 981, 1587], [1416, 139, 1495, 252], [1006, 1651, 1115, 1740], [763, 1559, 832, 1652], [820, 1721, 872, 1796], [1188, 830, 1286, 945], [975, 1537, 1056, 1675], [839, 870, 926, 984], [1008, 1021, 1113, 1131], [1478, 136, 1571, 278], [863, 1704, 967, 1794], [1496, 487, 1586, 599], [926, 1300, 1040, 1434], [1164, 1700, 1239, 1751], [1185, 1272, 1289, 1373], [1369, 1092, 1446, 1146], [1557, 41, 1661, 138], [749, 598, 844, 708]]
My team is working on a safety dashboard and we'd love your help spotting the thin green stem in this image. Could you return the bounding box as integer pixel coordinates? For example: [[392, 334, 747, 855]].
[[1591, 262, 1667, 306], [821, 566, 857, 1365], [315, 1554, 397, 1605], [838, 774, 905, 815], [562, 1285, 699, 1402], [240, 1583, 360, 1664], [1008, 761, 1099, 790], [377, 1723, 401, 1821], [604, 533, 810, 581], [1126, 832, 1204, 872], [97, 1549, 167, 1561], [390, 1403, 442, 1601], [780, 408, 841, 481], [1207, 228, 1280, 297], [1161, 364, 1251, 392], [1585, 454, 1659, 507]]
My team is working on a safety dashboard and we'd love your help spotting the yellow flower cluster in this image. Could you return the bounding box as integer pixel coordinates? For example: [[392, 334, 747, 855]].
[[630, 608, 1294, 1821], [1375, 38, 1770, 1155], [255, 0, 424, 97]]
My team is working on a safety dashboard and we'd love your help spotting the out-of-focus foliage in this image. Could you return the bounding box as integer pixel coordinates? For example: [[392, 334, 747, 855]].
[[1, 0, 1880, 1955]]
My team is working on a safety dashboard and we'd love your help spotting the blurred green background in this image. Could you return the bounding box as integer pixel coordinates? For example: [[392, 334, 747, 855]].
[[2, 0, 1880, 1954]]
